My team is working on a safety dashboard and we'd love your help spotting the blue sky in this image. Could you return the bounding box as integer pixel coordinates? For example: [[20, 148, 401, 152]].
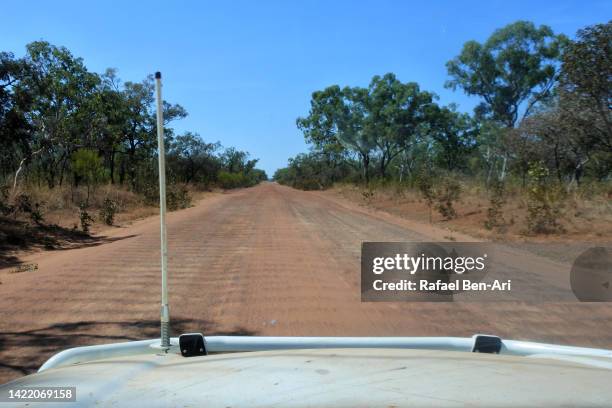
[[2, 1, 610, 176]]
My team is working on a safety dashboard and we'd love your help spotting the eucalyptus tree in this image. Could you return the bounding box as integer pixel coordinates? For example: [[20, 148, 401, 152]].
[[120, 75, 187, 189], [296, 85, 355, 182], [366, 73, 435, 179], [446, 21, 567, 180], [16, 41, 101, 188], [559, 21, 611, 154], [167, 132, 221, 184], [298, 85, 376, 183], [0, 51, 31, 185], [425, 104, 477, 172]]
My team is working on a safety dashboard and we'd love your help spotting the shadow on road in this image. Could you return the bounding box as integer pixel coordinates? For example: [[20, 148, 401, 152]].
[[0, 215, 139, 269], [0, 318, 256, 380]]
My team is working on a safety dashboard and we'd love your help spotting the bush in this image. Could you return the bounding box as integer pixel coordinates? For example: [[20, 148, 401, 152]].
[[361, 189, 375, 204], [29, 202, 44, 225], [484, 180, 506, 231], [72, 149, 106, 205], [217, 171, 247, 189], [0, 185, 12, 216], [13, 193, 44, 224], [435, 177, 461, 220], [78, 203, 94, 232], [99, 198, 118, 225], [526, 162, 565, 234], [141, 182, 159, 206], [167, 184, 192, 211], [417, 168, 435, 222]]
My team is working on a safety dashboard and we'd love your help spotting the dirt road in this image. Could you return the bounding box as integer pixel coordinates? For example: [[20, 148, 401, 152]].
[[1, 182, 611, 383]]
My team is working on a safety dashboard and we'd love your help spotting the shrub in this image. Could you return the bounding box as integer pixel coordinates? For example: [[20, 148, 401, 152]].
[[99, 198, 118, 225], [141, 183, 159, 206], [0, 185, 12, 216], [435, 177, 461, 220], [13, 193, 44, 224], [167, 184, 192, 211], [361, 189, 375, 204], [29, 202, 44, 225], [217, 171, 246, 189], [78, 203, 94, 232], [485, 180, 506, 231], [526, 161, 565, 234], [15, 194, 33, 214], [417, 168, 435, 222], [72, 149, 106, 205]]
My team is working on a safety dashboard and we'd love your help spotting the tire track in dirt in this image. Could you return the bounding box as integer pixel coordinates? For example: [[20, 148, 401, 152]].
[[0, 182, 611, 384]]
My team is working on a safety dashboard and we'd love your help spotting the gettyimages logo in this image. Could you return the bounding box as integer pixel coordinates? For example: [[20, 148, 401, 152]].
[[362, 242, 612, 303], [361, 242, 494, 302]]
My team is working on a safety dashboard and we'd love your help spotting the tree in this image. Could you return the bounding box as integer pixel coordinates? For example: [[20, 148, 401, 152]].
[[446, 21, 567, 128], [366, 74, 435, 178], [446, 21, 567, 180], [168, 132, 221, 184], [0, 52, 32, 189], [120, 75, 187, 189], [72, 148, 105, 205], [559, 21, 611, 153], [274, 152, 356, 190], [13, 41, 101, 189], [297, 85, 376, 183], [426, 104, 477, 172], [93, 69, 130, 185]]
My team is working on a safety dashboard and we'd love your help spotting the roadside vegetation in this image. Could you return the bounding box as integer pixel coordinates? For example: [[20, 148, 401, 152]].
[[0, 41, 267, 256], [274, 21, 611, 239]]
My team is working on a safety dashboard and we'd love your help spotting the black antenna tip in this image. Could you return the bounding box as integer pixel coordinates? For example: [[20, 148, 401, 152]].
[[155, 71, 162, 79]]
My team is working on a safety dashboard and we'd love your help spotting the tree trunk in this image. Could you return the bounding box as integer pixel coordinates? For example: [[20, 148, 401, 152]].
[[109, 150, 116, 184], [58, 153, 69, 187], [362, 153, 370, 184]]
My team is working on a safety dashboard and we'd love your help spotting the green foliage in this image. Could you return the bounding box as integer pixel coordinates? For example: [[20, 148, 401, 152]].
[[526, 162, 565, 234], [1, 41, 266, 204], [446, 21, 566, 127], [427, 105, 477, 171], [297, 74, 436, 182], [367, 74, 436, 178], [273, 152, 356, 190], [1, 20, 610, 239], [558, 21, 611, 160], [297, 85, 376, 182], [72, 149, 105, 186], [560, 21, 611, 129], [217, 171, 248, 189], [99, 198, 118, 225], [167, 132, 221, 186], [287, 20, 610, 235]]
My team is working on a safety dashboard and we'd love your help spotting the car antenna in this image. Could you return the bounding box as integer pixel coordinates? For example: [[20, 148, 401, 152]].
[[155, 71, 170, 351]]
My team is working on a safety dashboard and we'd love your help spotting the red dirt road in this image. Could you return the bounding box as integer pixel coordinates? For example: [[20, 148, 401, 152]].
[[1, 182, 611, 383]]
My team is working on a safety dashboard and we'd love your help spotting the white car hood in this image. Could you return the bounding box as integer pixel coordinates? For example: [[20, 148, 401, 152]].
[[2, 348, 612, 407]]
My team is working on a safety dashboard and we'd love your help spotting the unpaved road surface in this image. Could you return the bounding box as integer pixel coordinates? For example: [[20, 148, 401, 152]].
[[1, 182, 611, 383]]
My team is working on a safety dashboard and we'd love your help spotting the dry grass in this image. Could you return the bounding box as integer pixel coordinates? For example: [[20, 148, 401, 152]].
[[6, 183, 216, 234], [333, 180, 612, 243], [0, 182, 220, 268], [9, 184, 147, 231]]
